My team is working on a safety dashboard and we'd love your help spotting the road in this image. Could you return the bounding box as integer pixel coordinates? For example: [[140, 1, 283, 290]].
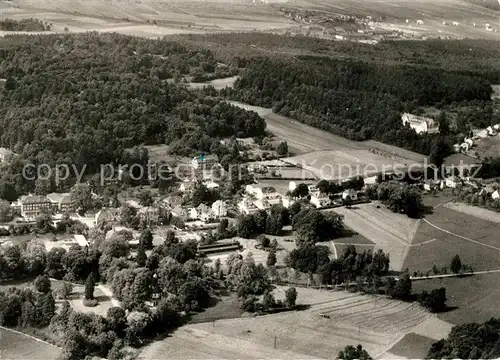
[[410, 268, 500, 281]]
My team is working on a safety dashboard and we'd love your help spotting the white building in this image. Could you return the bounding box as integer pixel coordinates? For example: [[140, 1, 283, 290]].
[[342, 189, 358, 201], [74, 234, 89, 247], [180, 178, 196, 193], [190, 204, 215, 222], [171, 206, 189, 221], [492, 190, 500, 200], [310, 194, 331, 209], [487, 126, 497, 136], [401, 113, 435, 134], [0, 147, 13, 163], [445, 177, 460, 188], [203, 181, 220, 190], [238, 196, 259, 215], [211, 200, 227, 218]]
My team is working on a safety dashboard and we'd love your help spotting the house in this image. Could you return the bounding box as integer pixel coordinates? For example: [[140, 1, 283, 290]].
[[460, 142, 470, 152], [211, 200, 227, 218], [171, 206, 189, 221], [473, 129, 488, 138], [95, 208, 121, 228], [246, 184, 281, 202], [126, 200, 141, 209], [364, 176, 378, 185], [203, 181, 220, 190], [486, 126, 497, 136], [162, 196, 183, 209], [179, 178, 196, 193], [416, 19, 424, 25], [189, 204, 213, 221], [47, 192, 74, 212], [310, 193, 331, 209], [401, 113, 435, 134], [492, 190, 500, 200], [0, 147, 13, 163], [18, 195, 52, 221], [74, 234, 89, 247], [453, 144, 461, 153], [342, 189, 358, 201], [238, 197, 259, 215], [191, 154, 220, 180], [138, 206, 159, 225], [445, 177, 460, 188], [282, 196, 296, 208]]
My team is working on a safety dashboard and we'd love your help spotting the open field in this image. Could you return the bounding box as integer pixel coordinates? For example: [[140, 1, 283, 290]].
[[187, 76, 239, 90], [404, 206, 500, 273], [139, 286, 452, 359], [229, 101, 426, 180], [0, 0, 498, 40], [412, 273, 500, 325], [0, 0, 295, 37], [443, 201, 500, 223], [328, 202, 421, 271], [0, 327, 60, 360], [386, 333, 437, 359]]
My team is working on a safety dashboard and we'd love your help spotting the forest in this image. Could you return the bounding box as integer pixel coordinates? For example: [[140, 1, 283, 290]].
[[0, 33, 264, 199], [224, 55, 493, 155]]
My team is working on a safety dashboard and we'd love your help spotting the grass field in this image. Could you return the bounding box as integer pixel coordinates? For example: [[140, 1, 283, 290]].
[[387, 332, 437, 359], [412, 273, 500, 325], [443, 201, 500, 223], [404, 206, 500, 273], [229, 101, 426, 180], [139, 286, 452, 359], [0, 328, 60, 360], [328, 202, 421, 271]]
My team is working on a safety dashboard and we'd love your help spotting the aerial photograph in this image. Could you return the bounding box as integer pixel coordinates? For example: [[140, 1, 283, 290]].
[[0, 0, 499, 359]]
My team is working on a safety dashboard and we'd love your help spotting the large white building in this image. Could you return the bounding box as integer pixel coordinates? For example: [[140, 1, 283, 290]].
[[401, 113, 436, 134], [211, 200, 227, 218]]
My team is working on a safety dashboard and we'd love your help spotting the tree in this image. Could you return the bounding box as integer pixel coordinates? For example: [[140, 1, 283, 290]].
[[70, 184, 94, 214], [293, 209, 344, 245], [450, 254, 462, 274], [291, 183, 309, 198], [337, 345, 373, 360], [107, 307, 127, 336], [39, 292, 56, 326], [85, 273, 95, 300], [418, 287, 447, 313], [262, 290, 275, 311], [0, 200, 13, 222], [258, 234, 270, 248], [266, 249, 277, 267], [392, 270, 412, 300], [138, 190, 154, 206], [429, 136, 451, 171], [285, 287, 297, 309], [438, 111, 450, 136], [60, 282, 73, 299], [34, 275, 51, 294], [136, 245, 147, 267], [139, 228, 153, 250], [276, 141, 288, 156]]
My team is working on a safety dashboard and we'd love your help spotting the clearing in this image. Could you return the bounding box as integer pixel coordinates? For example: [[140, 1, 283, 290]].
[[138, 286, 453, 359], [328, 202, 421, 271]]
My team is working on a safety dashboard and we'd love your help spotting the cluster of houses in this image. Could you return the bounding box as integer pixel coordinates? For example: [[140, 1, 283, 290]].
[[237, 181, 362, 213], [454, 124, 500, 154]]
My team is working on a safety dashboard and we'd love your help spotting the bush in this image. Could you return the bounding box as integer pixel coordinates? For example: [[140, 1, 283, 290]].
[[83, 298, 98, 307]]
